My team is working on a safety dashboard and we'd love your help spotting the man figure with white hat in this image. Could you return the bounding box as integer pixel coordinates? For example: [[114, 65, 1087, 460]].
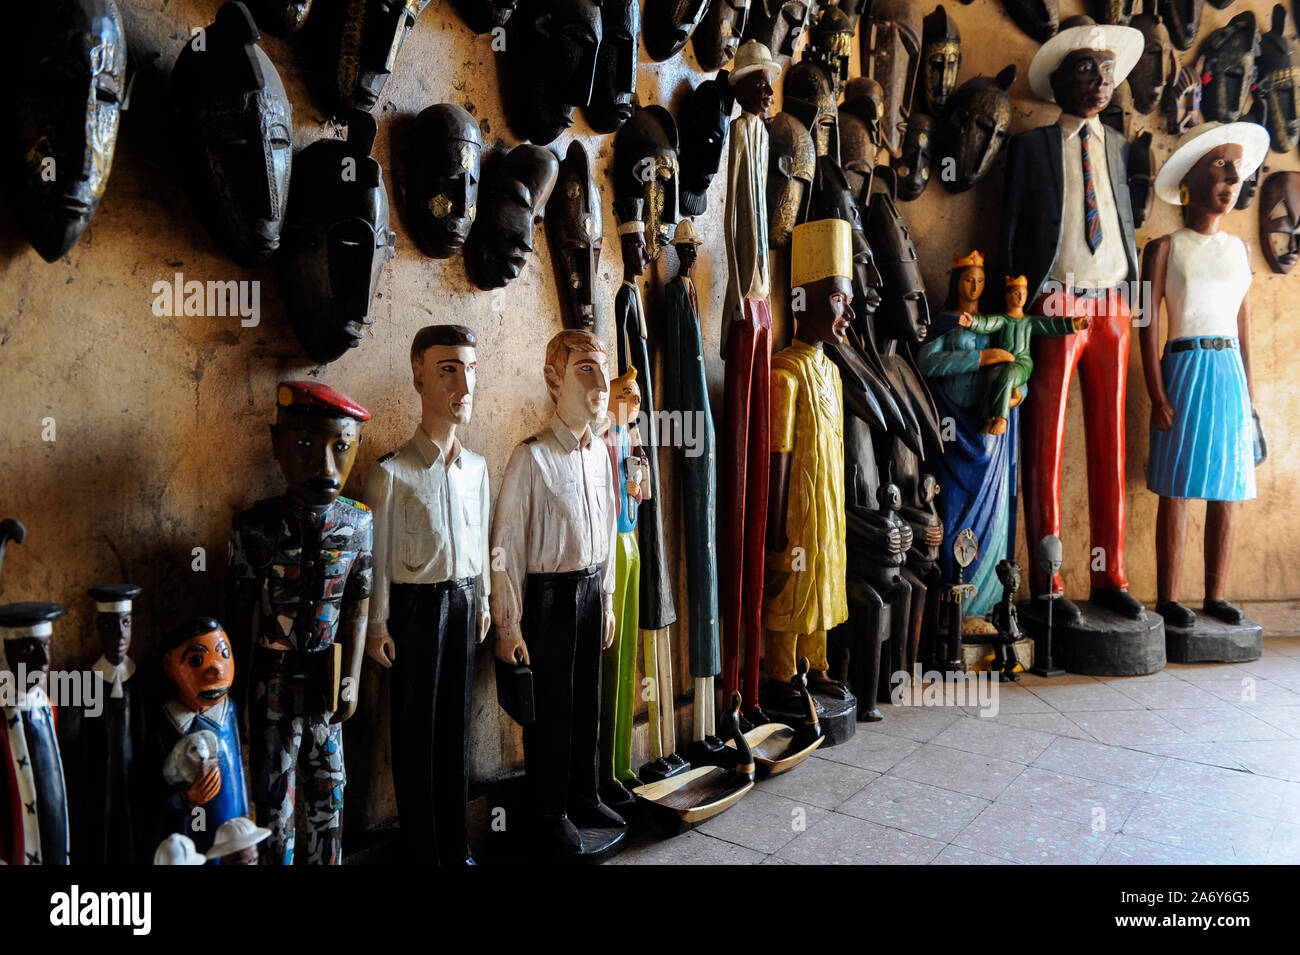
[[1000, 15, 1147, 623], [205, 815, 272, 865], [720, 39, 783, 728]]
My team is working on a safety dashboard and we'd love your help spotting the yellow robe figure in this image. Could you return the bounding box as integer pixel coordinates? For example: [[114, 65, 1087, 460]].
[[764, 338, 849, 682]]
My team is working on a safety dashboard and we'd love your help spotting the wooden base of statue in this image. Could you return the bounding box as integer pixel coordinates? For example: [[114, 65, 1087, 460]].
[[1019, 601, 1167, 676], [761, 690, 857, 747], [1164, 616, 1263, 664], [468, 775, 628, 865]]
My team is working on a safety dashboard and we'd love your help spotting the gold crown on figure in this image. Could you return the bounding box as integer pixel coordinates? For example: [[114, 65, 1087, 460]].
[[951, 250, 984, 270], [1005, 274, 1028, 288], [791, 219, 852, 288]]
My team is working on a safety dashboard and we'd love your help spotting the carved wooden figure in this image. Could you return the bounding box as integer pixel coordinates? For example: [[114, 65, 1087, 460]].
[[1199, 11, 1259, 124], [336, 0, 432, 111], [1141, 122, 1268, 634], [694, 0, 751, 70], [990, 561, 1025, 681], [227, 381, 373, 865], [466, 144, 559, 290], [1257, 5, 1300, 153], [406, 104, 482, 260], [644, 0, 709, 61], [1127, 7, 1176, 116], [1002, 0, 1060, 42], [507, 0, 603, 145], [490, 330, 626, 858], [1260, 171, 1300, 273], [547, 141, 603, 329], [363, 326, 490, 866], [861, 0, 921, 157]]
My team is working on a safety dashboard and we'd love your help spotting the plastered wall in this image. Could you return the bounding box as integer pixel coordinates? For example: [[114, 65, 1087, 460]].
[[0, 0, 1297, 834]]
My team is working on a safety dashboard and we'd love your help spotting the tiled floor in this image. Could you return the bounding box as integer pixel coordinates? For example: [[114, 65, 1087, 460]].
[[612, 636, 1300, 865]]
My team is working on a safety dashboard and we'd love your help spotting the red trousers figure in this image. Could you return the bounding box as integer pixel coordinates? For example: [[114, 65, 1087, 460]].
[[719, 298, 772, 714], [1025, 288, 1132, 597]]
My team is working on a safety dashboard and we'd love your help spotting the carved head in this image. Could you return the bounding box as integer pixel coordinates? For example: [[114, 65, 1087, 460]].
[[407, 104, 482, 258], [546, 141, 603, 329], [466, 144, 559, 290]]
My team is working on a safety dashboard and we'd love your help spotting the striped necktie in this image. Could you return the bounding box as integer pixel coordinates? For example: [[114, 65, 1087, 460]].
[[1079, 124, 1102, 254]]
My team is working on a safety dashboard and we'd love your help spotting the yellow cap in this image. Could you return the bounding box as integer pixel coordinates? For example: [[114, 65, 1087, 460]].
[[952, 250, 985, 270], [791, 219, 852, 288], [1005, 274, 1028, 288]]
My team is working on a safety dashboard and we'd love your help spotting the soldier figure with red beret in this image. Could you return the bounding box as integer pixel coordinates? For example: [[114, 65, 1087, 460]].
[[226, 381, 374, 865]]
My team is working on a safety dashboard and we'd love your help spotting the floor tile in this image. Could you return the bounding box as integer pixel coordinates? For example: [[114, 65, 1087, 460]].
[[1107, 680, 1230, 710], [888, 743, 1025, 800], [773, 812, 944, 865], [952, 804, 1112, 864], [932, 717, 1056, 764], [838, 775, 989, 842], [1097, 670, 1181, 686], [695, 790, 831, 855], [1203, 677, 1300, 707], [1126, 741, 1248, 771], [872, 707, 966, 742], [1219, 740, 1300, 782], [1268, 822, 1300, 863], [1121, 793, 1275, 862], [1032, 736, 1164, 790], [960, 686, 1056, 717], [1237, 705, 1300, 738], [812, 728, 921, 774], [608, 829, 767, 865], [1155, 707, 1291, 742], [759, 756, 877, 810], [998, 766, 1143, 831], [931, 844, 1016, 865], [1099, 832, 1225, 866], [1065, 710, 1189, 746], [1147, 758, 1290, 820], [1240, 657, 1300, 682], [1027, 682, 1149, 712], [985, 712, 1097, 741]]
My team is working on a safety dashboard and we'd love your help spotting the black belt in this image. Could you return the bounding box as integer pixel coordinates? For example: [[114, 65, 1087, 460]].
[[530, 565, 600, 582], [1169, 337, 1236, 354], [1068, 285, 1123, 300], [392, 576, 476, 592]]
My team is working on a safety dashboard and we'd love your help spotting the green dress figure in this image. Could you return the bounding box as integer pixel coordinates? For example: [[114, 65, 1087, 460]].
[[959, 274, 1088, 435]]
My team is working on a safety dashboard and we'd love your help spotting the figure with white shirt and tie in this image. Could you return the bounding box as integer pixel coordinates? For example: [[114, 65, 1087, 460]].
[[491, 329, 624, 857], [1000, 16, 1147, 625], [364, 324, 491, 867]]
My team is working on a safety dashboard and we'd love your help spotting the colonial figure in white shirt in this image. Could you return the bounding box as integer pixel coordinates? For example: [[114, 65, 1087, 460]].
[[491, 329, 624, 857], [364, 324, 490, 867]]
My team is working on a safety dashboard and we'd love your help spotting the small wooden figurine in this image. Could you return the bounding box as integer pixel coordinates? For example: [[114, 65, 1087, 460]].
[[990, 560, 1025, 682]]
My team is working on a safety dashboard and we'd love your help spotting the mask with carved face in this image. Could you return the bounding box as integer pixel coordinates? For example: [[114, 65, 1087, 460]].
[[336, 0, 432, 112], [407, 104, 481, 259], [1094, 0, 1137, 25], [1001, 0, 1059, 42], [677, 72, 735, 217], [806, 5, 854, 93], [466, 144, 559, 290], [861, 0, 921, 157], [247, 0, 315, 35], [280, 112, 396, 363], [173, 2, 293, 267], [694, 0, 751, 71], [896, 113, 936, 201], [1257, 5, 1300, 153], [586, 0, 639, 133], [614, 105, 680, 261], [14, 0, 126, 263], [839, 81, 882, 204], [508, 0, 603, 145], [1127, 10, 1175, 115], [644, 0, 709, 61], [1159, 0, 1202, 52], [784, 61, 839, 159], [920, 5, 961, 116], [1260, 171, 1300, 273], [546, 141, 603, 329], [866, 189, 930, 345], [1201, 12, 1260, 124], [1128, 130, 1155, 229], [766, 112, 814, 249], [450, 0, 519, 33], [1163, 62, 1203, 134], [940, 66, 1017, 194], [808, 157, 883, 323], [742, 0, 810, 61]]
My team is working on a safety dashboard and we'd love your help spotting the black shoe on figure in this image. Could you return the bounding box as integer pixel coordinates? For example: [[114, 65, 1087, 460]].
[[1156, 600, 1197, 629], [665, 752, 689, 771], [538, 813, 583, 854], [740, 707, 773, 733], [1090, 587, 1147, 620], [569, 798, 627, 829], [1203, 599, 1245, 625], [687, 736, 728, 766]]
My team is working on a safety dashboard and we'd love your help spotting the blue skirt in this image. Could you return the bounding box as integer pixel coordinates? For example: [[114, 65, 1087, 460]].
[[1146, 339, 1256, 501]]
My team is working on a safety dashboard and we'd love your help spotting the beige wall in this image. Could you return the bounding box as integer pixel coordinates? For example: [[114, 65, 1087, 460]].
[[0, 0, 1296, 830]]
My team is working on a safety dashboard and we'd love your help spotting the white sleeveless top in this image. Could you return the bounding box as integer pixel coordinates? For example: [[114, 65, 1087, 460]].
[[1164, 227, 1252, 340]]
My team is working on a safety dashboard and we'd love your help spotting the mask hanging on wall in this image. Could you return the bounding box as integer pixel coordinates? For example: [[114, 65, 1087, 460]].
[[939, 66, 1017, 194], [1000, 0, 1060, 42], [546, 141, 602, 329], [1127, 8, 1176, 115], [281, 111, 396, 364], [1127, 130, 1155, 229], [836, 0, 869, 30], [451, 0, 519, 33], [766, 112, 815, 249], [861, 0, 922, 158], [896, 113, 936, 201], [1160, 0, 1203, 52], [406, 103, 482, 258], [1257, 4, 1300, 153], [677, 72, 735, 217], [172, 2, 293, 267], [507, 0, 603, 145], [614, 105, 680, 261], [465, 144, 559, 290], [866, 187, 930, 346], [809, 157, 883, 322], [839, 78, 885, 204], [1199, 11, 1260, 123], [247, 0, 314, 36], [693, 0, 751, 71], [920, 5, 961, 117], [784, 61, 839, 160], [742, 0, 810, 62], [1093, 0, 1138, 25], [1236, 99, 1267, 210], [644, 0, 709, 61], [1260, 170, 1300, 272], [1163, 61, 1204, 133], [336, 0, 432, 112], [805, 5, 854, 94], [585, 0, 640, 134], [14, 0, 126, 263]]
